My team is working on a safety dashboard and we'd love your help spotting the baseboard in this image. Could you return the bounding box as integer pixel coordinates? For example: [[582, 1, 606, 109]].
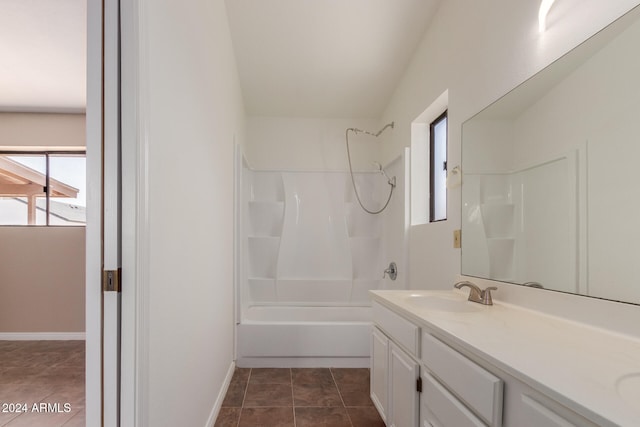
[[205, 360, 236, 427], [0, 332, 86, 340]]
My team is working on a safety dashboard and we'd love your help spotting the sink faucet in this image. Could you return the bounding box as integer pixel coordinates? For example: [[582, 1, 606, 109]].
[[454, 281, 497, 305]]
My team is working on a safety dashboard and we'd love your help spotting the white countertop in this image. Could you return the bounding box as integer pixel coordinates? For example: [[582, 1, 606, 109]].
[[370, 289, 640, 427]]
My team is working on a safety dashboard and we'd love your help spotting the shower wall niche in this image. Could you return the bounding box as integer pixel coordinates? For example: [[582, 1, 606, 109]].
[[242, 167, 385, 308]]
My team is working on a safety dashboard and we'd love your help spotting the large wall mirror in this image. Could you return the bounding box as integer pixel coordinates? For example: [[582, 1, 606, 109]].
[[461, 5, 640, 305]]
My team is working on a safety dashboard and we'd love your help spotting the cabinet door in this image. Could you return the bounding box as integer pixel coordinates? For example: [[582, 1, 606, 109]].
[[371, 327, 389, 423], [389, 341, 420, 427]]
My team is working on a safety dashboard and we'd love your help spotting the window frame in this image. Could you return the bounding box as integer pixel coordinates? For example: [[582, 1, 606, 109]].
[[429, 110, 448, 223], [0, 149, 87, 226]]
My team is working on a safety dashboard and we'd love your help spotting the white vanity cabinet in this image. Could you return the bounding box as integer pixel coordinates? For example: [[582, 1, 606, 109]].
[[371, 290, 640, 427], [372, 301, 502, 427], [372, 301, 503, 427]]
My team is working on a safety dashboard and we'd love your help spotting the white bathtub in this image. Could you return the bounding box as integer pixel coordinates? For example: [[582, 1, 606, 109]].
[[236, 305, 372, 368]]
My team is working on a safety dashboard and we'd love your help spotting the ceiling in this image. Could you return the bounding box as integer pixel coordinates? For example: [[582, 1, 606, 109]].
[[225, 0, 440, 118], [0, 1, 437, 117], [0, 0, 86, 113]]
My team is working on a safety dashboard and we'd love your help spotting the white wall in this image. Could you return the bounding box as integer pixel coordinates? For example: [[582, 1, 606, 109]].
[[0, 226, 85, 332], [377, 0, 640, 290], [0, 112, 85, 148], [142, 0, 245, 425], [245, 116, 381, 171]]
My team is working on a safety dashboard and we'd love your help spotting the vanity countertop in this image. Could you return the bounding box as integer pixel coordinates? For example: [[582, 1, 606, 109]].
[[370, 289, 640, 427]]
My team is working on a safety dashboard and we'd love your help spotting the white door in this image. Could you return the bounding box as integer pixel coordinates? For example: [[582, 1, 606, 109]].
[[87, 0, 122, 425]]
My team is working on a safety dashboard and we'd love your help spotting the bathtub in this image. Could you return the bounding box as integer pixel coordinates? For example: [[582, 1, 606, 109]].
[[236, 305, 372, 368]]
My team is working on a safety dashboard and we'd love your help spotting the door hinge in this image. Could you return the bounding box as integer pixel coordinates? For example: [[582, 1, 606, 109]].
[[416, 376, 422, 393], [102, 268, 122, 292]]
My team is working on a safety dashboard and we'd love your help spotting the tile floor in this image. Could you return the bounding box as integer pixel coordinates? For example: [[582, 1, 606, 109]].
[[0, 341, 85, 427], [215, 367, 385, 427]]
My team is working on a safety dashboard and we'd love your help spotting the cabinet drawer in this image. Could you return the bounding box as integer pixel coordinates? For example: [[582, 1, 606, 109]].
[[520, 394, 599, 427], [422, 372, 486, 427], [373, 301, 420, 357], [422, 333, 502, 426]]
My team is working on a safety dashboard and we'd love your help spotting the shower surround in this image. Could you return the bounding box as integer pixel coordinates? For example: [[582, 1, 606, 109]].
[[236, 165, 392, 367]]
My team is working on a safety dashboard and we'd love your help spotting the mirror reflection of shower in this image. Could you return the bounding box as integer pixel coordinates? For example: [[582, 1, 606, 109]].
[[345, 122, 396, 214]]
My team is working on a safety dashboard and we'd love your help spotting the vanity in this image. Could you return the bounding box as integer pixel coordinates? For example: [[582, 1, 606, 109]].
[[370, 288, 640, 427]]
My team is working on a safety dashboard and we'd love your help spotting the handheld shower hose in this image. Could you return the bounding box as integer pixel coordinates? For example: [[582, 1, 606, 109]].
[[345, 122, 396, 215]]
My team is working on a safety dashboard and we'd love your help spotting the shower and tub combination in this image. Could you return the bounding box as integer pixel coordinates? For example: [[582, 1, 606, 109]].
[[235, 123, 407, 367]]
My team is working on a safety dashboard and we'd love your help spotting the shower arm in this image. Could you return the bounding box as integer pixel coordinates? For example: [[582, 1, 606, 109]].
[[348, 121, 395, 138]]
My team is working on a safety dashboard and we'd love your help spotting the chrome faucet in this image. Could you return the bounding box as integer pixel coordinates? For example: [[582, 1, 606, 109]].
[[454, 281, 497, 305]]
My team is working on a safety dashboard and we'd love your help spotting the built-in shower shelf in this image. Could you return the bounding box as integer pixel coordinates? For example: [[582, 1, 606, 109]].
[[249, 171, 285, 202]]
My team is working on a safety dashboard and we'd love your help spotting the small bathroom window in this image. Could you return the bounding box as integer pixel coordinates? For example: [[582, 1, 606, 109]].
[[430, 111, 447, 222], [410, 90, 448, 226]]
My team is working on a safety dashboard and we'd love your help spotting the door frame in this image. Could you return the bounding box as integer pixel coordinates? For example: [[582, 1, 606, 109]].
[[119, 0, 150, 425], [86, 0, 148, 425]]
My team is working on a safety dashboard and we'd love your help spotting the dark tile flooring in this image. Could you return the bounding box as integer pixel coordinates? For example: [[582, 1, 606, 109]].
[[215, 367, 385, 427], [0, 341, 85, 427]]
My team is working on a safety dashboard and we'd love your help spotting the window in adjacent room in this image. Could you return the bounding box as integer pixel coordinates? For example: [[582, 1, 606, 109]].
[[0, 151, 86, 226], [429, 111, 448, 222]]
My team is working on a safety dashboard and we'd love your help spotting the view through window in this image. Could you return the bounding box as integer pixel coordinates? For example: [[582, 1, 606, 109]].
[[0, 152, 86, 226]]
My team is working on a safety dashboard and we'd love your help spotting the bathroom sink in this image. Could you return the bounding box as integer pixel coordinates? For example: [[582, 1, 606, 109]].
[[403, 293, 483, 313], [616, 373, 640, 408]]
